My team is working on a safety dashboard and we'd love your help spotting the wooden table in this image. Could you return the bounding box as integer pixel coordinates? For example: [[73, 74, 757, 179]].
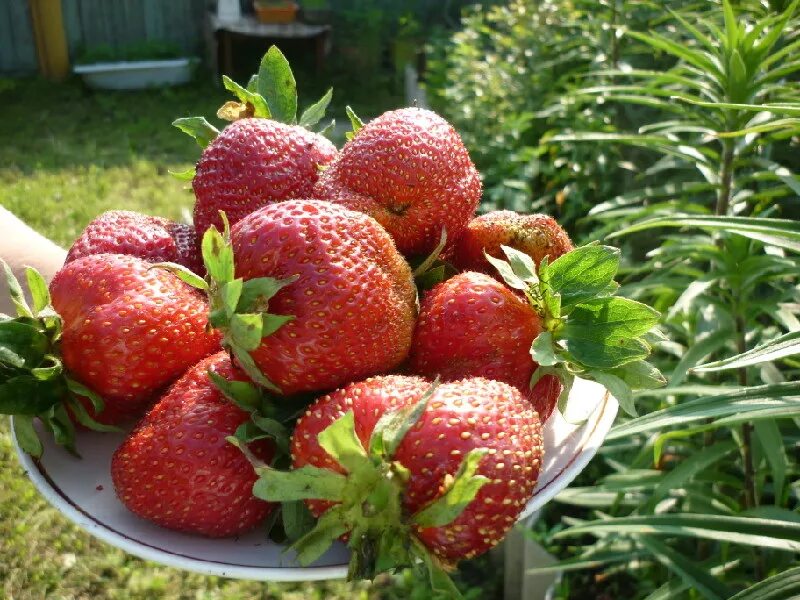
[[206, 14, 331, 78]]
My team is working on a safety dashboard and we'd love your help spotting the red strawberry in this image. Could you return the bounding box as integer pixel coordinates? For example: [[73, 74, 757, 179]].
[[65, 210, 203, 274], [451, 211, 573, 275], [49, 254, 220, 422], [314, 108, 481, 257], [112, 352, 276, 537], [251, 375, 542, 585], [192, 118, 337, 236], [408, 271, 561, 421], [206, 199, 416, 395]]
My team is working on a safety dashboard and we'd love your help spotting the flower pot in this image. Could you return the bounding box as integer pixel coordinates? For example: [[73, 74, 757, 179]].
[[254, 2, 299, 23], [73, 58, 194, 90]]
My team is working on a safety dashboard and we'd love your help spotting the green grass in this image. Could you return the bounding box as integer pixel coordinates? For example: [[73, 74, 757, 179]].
[[0, 74, 401, 600]]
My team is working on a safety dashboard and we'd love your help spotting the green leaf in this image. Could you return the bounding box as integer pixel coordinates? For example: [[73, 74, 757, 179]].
[[252, 465, 348, 502], [369, 381, 438, 461], [2, 260, 32, 318], [0, 376, 65, 415], [500, 245, 539, 285], [590, 371, 635, 417], [172, 117, 219, 148], [221, 75, 270, 118], [0, 320, 49, 367], [412, 448, 489, 528], [638, 535, 731, 600], [530, 332, 557, 367], [249, 414, 290, 454], [238, 276, 297, 312], [318, 119, 335, 138], [258, 46, 297, 124], [168, 166, 195, 181], [694, 331, 800, 372], [317, 411, 369, 473], [229, 313, 264, 351], [754, 420, 787, 504], [13, 415, 42, 458], [292, 506, 350, 566], [64, 378, 104, 414], [345, 106, 364, 140], [66, 396, 120, 433], [546, 245, 620, 308], [610, 360, 665, 391], [728, 565, 800, 600], [208, 370, 261, 412], [201, 225, 234, 282], [668, 328, 732, 387], [485, 253, 528, 291], [282, 500, 316, 542], [24, 268, 50, 315], [228, 343, 281, 393], [299, 88, 333, 128], [150, 262, 208, 291], [554, 513, 800, 552]]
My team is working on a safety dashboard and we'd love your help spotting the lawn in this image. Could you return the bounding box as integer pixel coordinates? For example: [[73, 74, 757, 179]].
[[0, 72, 403, 600]]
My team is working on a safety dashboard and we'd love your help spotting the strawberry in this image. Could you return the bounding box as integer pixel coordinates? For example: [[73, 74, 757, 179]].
[[408, 271, 561, 421], [192, 118, 337, 236], [314, 107, 481, 257], [65, 210, 203, 274], [49, 254, 220, 421], [451, 211, 573, 276], [112, 352, 277, 537], [248, 375, 542, 592], [192, 199, 416, 396]]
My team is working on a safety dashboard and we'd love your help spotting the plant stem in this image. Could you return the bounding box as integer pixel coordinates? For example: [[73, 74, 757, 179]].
[[715, 138, 735, 216]]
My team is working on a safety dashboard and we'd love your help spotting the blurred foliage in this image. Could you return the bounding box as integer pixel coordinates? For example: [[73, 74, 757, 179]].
[[429, 0, 800, 598]]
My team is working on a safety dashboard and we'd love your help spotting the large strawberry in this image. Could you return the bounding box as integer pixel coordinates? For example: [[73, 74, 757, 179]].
[[65, 210, 203, 274], [408, 271, 561, 421], [314, 107, 481, 257], [187, 199, 416, 396], [246, 375, 542, 594], [175, 46, 337, 237], [192, 119, 336, 236], [112, 352, 279, 537], [451, 210, 573, 275]]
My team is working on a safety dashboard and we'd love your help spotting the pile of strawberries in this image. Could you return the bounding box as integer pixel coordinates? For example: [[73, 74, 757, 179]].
[[1, 48, 659, 594]]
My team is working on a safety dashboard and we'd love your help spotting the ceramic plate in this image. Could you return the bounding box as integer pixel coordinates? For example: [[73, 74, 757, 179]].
[[12, 378, 617, 581]]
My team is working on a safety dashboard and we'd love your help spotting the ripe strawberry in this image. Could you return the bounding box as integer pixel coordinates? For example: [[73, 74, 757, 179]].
[[49, 253, 220, 422], [250, 375, 542, 587], [112, 352, 276, 537], [314, 107, 481, 257], [408, 271, 561, 421], [66, 210, 203, 274], [205, 199, 416, 395], [192, 118, 337, 236], [451, 211, 573, 275]]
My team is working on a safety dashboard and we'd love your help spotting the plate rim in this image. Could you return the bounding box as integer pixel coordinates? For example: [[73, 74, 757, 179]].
[[12, 385, 618, 581]]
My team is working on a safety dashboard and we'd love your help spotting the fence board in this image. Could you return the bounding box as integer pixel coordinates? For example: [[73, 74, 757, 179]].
[[0, 0, 37, 74]]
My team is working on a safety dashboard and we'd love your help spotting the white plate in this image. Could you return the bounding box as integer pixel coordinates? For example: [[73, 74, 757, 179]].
[[12, 378, 617, 581]]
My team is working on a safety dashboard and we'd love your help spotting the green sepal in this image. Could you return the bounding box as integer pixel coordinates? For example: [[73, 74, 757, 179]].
[[282, 500, 317, 543], [345, 106, 364, 140], [317, 411, 369, 473], [44, 403, 78, 456], [168, 166, 195, 181], [222, 74, 270, 118], [13, 415, 43, 458], [413, 229, 448, 278], [209, 370, 261, 411], [589, 371, 637, 417], [299, 88, 333, 128], [369, 379, 438, 461], [412, 448, 489, 528], [530, 331, 557, 367], [292, 506, 350, 565], [238, 276, 297, 312], [411, 538, 464, 600], [65, 377, 104, 414], [150, 262, 208, 291], [172, 117, 219, 148], [201, 222, 235, 284], [2, 260, 33, 318], [0, 320, 49, 368], [258, 46, 298, 124], [66, 396, 122, 433], [25, 268, 50, 314], [318, 119, 336, 138], [251, 464, 348, 502], [0, 375, 66, 415], [228, 344, 281, 393]]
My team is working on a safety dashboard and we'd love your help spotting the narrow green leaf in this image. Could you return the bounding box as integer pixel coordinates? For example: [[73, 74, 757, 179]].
[[172, 117, 219, 148], [638, 535, 730, 600], [2, 260, 32, 318], [728, 565, 800, 600], [546, 245, 620, 308], [668, 328, 732, 387], [222, 75, 270, 117], [754, 420, 787, 504], [675, 98, 800, 116], [13, 415, 42, 458], [554, 513, 800, 552], [64, 377, 104, 414], [590, 371, 636, 417], [299, 88, 333, 128], [66, 397, 120, 433], [150, 262, 208, 291], [694, 331, 800, 372], [24, 268, 50, 315], [648, 441, 736, 507], [412, 448, 489, 528], [252, 465, 347, 502], [317, 411, 369, 473], [258, 46, 297, 124]]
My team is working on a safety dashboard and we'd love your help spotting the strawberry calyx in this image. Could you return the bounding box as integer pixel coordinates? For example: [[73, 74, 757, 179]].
[[411, 228, 457, 293], [172, 45, 334, 162], [154, 213, 296, 394], [486, 244, 666, 417], [0, 261, 119, 458], [239, 382, 485, 598]]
